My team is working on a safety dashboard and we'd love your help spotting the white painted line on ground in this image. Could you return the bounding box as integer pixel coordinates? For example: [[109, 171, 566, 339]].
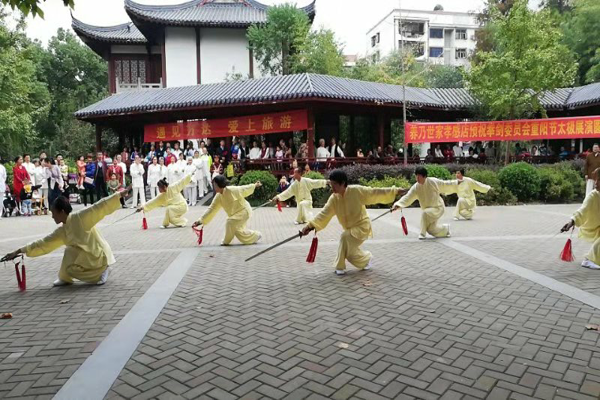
[[377, 214, 600, 311], [53, 248, 200, 400]]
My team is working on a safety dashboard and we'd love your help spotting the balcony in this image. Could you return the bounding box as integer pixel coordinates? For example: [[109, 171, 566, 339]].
[[116, 77, 163, 93]]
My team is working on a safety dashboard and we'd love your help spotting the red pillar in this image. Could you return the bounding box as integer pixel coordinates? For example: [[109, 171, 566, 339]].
[[307, 108, 315, 158], [95, 125, 103, 152], [377, 113, 385, 149]]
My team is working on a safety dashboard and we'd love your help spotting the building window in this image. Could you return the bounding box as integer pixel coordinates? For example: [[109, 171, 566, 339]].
[[429, 28, 443, 39], [400, 21, 425, 38], [372, 51, 380, 63], [114, 58, 147, 84], [455, 29, 467, 40], [371, 33, 380, 47], [429, 47, 443, 58], [456, 48, 467, 59], [401, 41, 425, 57]]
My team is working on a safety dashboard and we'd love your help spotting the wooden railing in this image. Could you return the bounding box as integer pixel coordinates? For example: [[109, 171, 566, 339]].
[[116, 77, 163, 93]]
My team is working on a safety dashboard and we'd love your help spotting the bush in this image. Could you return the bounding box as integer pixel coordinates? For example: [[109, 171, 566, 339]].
[[425, 164, 453, 180], [358, 175, 410, 207], [551, 162, 585, 200], [465, 168, 516, 205], [238, 170, 278, 206], [498, 162, 541, 202], [5, 161, 15, 187], [303, 171, 331, 208]]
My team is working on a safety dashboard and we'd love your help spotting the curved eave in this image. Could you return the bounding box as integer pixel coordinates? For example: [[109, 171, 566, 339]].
[[71, 16, 147, 45]]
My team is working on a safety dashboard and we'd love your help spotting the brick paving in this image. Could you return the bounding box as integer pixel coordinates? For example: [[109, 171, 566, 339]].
[[1, 201, 600, 399]]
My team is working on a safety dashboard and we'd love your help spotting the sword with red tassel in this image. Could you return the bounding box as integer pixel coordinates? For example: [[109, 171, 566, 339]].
[[1, 255, 26, 291], [560, 220, 576, 262]]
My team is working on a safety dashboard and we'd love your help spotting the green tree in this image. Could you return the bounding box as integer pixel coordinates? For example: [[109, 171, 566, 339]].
[[424, 65, 464, 88], [540, 0, 573, 14], [467, 0, 577, 163], [36, 28, 107, 156], [561, 0, 600, 83], [247, 3, 310, 75], [0, 13, 49, 159], [291, 28, 345, 76], [1, 0, 73, 18]]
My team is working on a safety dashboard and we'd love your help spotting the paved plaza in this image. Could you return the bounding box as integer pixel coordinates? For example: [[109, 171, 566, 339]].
[[1, 201, 600, 399]]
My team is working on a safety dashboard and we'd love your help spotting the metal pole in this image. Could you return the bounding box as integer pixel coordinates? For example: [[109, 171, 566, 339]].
[[400, 0, 408, 166]]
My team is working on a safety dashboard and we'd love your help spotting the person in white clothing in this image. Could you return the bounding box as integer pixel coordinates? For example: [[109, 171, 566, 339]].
[[148, 157, 166, 199], [200, 148, 212, 193], [0, 158, 6, 218], [434, 145, 444, 158], [168, 153, 186, 184], [249, 141, 261, 160], [130, 155, 146, 208], [115, 154, 127, 175], [33, 159, 49, 211], [184, 157, 197, 206], [172, 142, 182, 159], [453, 144, 462, 158], [23, 154, 36, 185], [316, 139, 330, 162], [328, 138, 345, 158], [193, 151, 206, 201]]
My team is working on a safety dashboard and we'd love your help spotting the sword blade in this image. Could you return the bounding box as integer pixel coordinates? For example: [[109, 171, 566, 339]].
[[371, 209, 393, 223], [108, 210, 139, 226], [245, 232, 301, 262], [252, 201, 272, 211]]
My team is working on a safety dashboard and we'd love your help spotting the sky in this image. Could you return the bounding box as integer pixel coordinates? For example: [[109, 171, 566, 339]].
[[22, 0, 534, 55]]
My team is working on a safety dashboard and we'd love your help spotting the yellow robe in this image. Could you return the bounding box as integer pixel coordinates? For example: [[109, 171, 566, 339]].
[[276, 177, 327, 223], [572, 189, 600, 264], [308, 185, 398, 270], [394, 178, 458, 237], [454, 177, 491, 219], [143, 174, 191, 227], [198, 184, 260, 245], [21, 192, 121, 283]]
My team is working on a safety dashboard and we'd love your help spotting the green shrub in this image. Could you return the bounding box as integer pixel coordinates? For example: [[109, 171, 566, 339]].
[[303, 171, 331, 208], [358, 175, 410, 207], [538, 167, 575, 203], [425, 164, 453, 180], [550, 162, 585, 200], [238, 170, 278, 206], [463, 168, 516, 205], [5, 161, 15, 187], [498, 162, 541, 202]]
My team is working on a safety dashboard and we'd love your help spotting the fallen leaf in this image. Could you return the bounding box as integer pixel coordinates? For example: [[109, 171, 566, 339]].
[[585, 324, 600, 331], [362, 281, 372, 287], [1, 313, 12, 319], [209, 255, 215, 258], [338, 342, 349, 349], [59, 300, 70, 304]]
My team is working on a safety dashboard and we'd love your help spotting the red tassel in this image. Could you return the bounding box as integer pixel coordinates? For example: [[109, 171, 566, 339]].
[[15, 259, 25, 291], [401, 212, 408, 236], [560, 239, 575, 262], [277, 200, 282, 212], [193, 226, 203, 246], [306, 235, 318, 263], [142, 212, 148, 230]]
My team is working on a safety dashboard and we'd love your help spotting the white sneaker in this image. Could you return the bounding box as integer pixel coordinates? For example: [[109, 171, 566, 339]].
[[418, 234, 426, 240], [446, 224, 451, 238], [294, 221, 300, 225], [363, 257, 373, 271], [453, 217, 459, 221], [160, 225, 167, 229], [581, 260, 600, 270], [53, 279, 72, 287], [255, 233, 262, 243], [335, 270, 346, 276], [97, 268, 109, 285]]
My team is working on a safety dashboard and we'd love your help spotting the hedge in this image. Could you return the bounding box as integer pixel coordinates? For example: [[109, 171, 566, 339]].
[[237, 170, 278, 206], [303, 171, 331, 208]]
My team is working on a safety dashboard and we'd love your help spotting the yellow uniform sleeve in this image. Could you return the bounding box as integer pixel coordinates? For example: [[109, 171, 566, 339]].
[[143, 193, 166, 213], [308, 194, 336, 232], [357, 186, 398, 205], [79, 192, 122, 231], [199, 194, 223, 226], [23, 227, 66, 257], [470, 179, 491, 194], [573, 194, 592, 227], [394, 184, 418, 209], [277, 182, 297, 202], [172, 174, 193, 193], [306, 178, 327, 190], [432, 178, 459, 195], [239, 184, 256, 198]]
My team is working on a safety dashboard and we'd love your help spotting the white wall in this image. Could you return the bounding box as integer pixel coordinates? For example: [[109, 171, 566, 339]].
[[200, 28, 254, 84], [165, 27, 197, 87]]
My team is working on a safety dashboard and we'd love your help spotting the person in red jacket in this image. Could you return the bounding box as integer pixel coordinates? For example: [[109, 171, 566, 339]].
[[13, 156, 30, 212]]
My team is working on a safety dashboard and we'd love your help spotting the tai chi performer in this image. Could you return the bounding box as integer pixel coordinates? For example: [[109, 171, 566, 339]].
[[193, 151, 206, 201], [453, 168, 491, 221], [273, 168, 328, 224], [3, 189, 130, 286], [393, 166, 458, 239], [562, 168, 600, 269], [130, 155, 146, 209], [193, 175, 262, 246], [140, 175, 192, 228], [184, 157, 197, 206], [301, 170, 405, 275]]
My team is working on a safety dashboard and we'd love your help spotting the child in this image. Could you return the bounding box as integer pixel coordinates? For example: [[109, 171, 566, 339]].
[[275, 146, 284, 160], [107, 173, 125, 207], [3, 190, 16, 217], [20, 179, 41, 217]]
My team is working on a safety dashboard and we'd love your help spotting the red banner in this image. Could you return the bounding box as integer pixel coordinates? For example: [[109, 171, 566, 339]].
[[144, 109, 308, 142], [405, 116, 600, 144]]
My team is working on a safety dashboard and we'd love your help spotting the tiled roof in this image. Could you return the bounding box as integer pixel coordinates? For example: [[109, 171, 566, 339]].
[[71, 16, 147, 43], [125, 0, 316, 28], [74, 73, 600, 119]]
